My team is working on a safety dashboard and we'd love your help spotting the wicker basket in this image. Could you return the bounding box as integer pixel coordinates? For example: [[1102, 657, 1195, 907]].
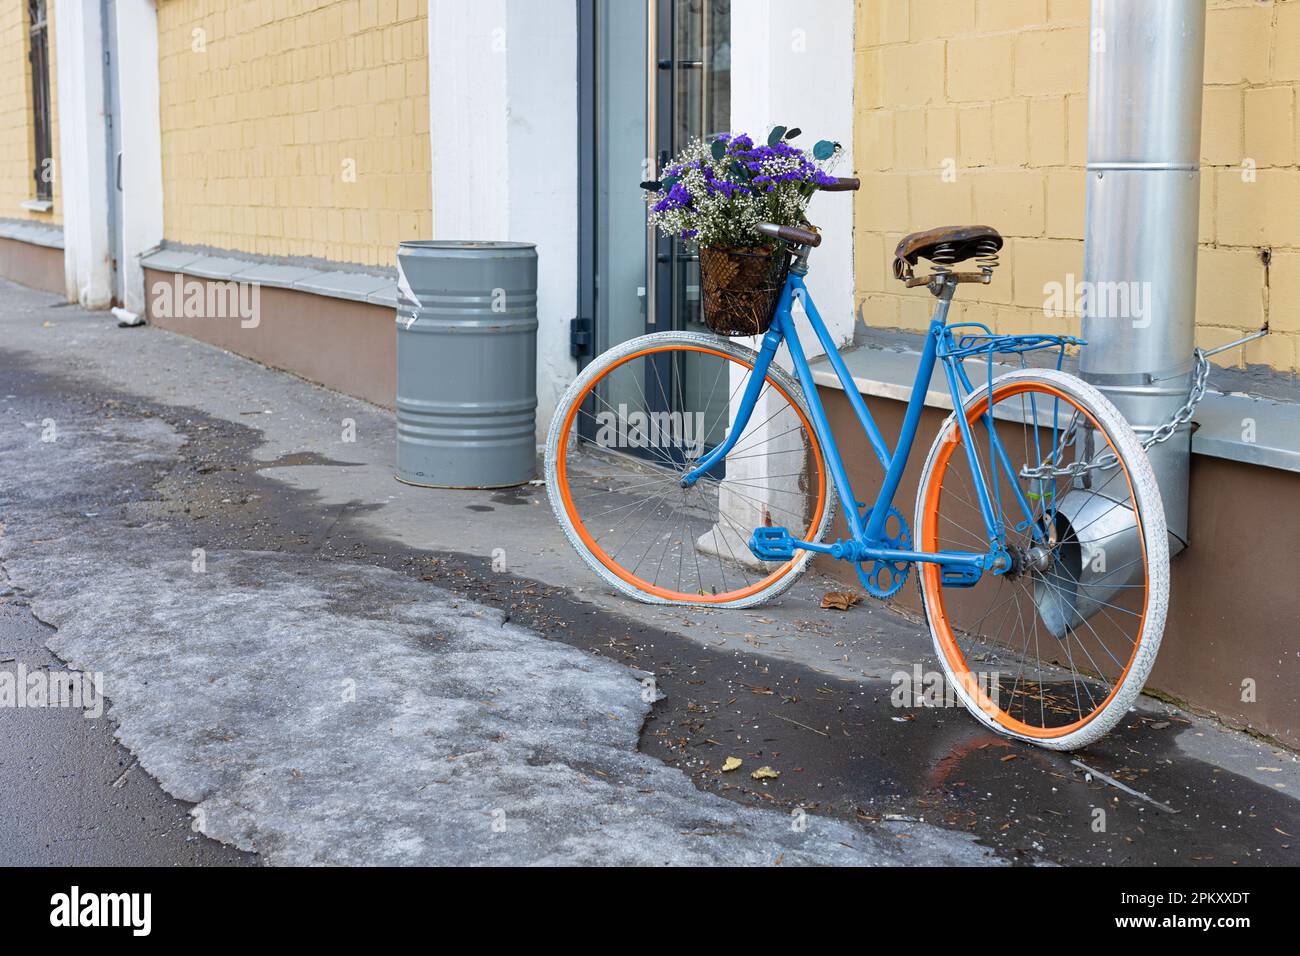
[[699, 245, 791, 337]]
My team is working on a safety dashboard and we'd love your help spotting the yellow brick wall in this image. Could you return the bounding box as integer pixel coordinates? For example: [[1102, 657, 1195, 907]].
[[157, 0, 430, 268], [854, 0, 1300, 372], [0, 0, 60, 223]]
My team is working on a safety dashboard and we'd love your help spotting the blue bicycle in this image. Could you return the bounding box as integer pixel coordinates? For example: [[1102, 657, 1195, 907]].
[[546, 215, 1168, 749]]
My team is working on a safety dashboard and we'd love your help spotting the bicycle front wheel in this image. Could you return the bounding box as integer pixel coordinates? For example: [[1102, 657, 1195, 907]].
[[915, 368, 1169, 750], [545, 331, 835, 608]]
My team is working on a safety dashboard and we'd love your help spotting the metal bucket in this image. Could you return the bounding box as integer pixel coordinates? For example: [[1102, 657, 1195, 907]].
[[1034, 483, 1146, 640], [395, 241, 538, 488]]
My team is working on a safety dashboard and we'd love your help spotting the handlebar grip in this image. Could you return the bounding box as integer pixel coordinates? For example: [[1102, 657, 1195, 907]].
[[820, 177, 860, 192], [756, 222, 822, 247]]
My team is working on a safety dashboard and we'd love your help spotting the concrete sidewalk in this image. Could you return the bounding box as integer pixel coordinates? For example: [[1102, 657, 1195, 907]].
[[0, 278, 1296, 866]]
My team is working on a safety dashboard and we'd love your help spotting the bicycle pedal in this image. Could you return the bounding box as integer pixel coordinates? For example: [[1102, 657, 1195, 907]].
[[940, 565, 983, 588], [748, 526, 795, 561]]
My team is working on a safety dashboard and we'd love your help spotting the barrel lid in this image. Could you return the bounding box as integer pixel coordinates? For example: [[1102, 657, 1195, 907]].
[[399, 240, 536, 253]]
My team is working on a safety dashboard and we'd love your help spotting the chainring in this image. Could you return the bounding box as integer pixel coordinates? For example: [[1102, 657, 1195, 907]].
[[856, 505, 912, 599]]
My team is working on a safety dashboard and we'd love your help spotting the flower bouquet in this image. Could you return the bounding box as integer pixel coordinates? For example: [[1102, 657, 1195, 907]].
[[641, 126, 841, 336]]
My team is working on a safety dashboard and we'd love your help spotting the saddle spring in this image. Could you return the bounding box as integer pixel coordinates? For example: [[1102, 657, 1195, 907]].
[[972, 236, 1001, 275]]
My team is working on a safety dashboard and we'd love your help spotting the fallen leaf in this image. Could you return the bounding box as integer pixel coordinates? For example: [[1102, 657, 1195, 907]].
[[751, 766, 781, 780], [1149, 720, 1170, 729], [821, 590, 861, 611], [722, 757, 743, 772], [1001, 754, 1018, 762]]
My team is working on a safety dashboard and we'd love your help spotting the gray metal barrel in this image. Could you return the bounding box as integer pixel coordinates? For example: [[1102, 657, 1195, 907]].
[[395, 241, 538, 488]]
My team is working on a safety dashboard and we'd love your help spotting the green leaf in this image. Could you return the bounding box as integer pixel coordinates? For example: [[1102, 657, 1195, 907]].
[[661, 174, 679, 189], [812, 140, 837, 160], [639, 180, 662, 192], [728, 160, 750, 181], [784, 127, 801, 140], [710, 138, 726, 161], [767, 126, 787, 147]]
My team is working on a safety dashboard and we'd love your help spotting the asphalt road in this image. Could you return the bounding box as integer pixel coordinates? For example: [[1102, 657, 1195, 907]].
[[0, 603, 253, 865]]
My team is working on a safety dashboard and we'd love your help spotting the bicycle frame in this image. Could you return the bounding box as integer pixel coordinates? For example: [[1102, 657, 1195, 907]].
[[680, 269, 1062, 579]]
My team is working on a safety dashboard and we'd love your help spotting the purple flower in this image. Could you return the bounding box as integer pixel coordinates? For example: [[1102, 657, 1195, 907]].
[[653, 182, 693, 213], [701, 164, 753, 199]]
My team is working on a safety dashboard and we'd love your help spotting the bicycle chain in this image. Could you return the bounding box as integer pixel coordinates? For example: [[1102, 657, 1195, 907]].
[[1018, 348, 1210, 480]]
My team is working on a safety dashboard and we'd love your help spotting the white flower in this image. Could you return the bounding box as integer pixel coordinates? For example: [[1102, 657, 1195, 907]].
[[645, 132, 841, 250]]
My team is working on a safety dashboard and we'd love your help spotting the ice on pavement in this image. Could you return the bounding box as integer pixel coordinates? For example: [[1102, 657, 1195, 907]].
[[0, 406, 998, 865]]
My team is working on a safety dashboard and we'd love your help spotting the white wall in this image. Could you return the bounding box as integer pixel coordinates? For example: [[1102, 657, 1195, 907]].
[[715, 1, 856, 554], [114, 0, 165, 317], [428, 0, 579, 442], [54, 0, 112, 308], [730, 0, 856, 356]]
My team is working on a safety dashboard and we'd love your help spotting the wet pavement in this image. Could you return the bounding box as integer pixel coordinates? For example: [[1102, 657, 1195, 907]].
[[0, 279, 1297, 865], [0, 604, 254, 866]]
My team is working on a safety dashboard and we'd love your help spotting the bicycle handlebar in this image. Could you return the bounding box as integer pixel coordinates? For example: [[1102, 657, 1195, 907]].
[[756, 222, 822, 247]]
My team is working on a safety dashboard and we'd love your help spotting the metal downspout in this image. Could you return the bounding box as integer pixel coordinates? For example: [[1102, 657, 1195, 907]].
[[1079, 0, 1206, 555]]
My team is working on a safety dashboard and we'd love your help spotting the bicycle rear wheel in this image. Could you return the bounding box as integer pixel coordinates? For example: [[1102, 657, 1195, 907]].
[[545, 331, 834, 608], [915, 368, 1169, 750]]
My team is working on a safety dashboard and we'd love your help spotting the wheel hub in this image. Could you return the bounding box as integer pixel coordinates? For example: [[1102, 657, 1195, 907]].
[[1006, 543, 1055, 579]]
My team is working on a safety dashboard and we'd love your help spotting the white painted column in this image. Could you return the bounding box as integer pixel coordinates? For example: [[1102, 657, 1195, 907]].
[[428, 0, 579, 442], [113, 0, 164, 318], [704, 0, 856, 564], [428, 0, 510, 239], [730, 0, 856, 355], [54, 0, 113, 308]]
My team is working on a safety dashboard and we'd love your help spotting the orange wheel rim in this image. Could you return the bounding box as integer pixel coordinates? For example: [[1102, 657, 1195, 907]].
[[920, 381, 1149, 739], [556, 344, 827, 604]]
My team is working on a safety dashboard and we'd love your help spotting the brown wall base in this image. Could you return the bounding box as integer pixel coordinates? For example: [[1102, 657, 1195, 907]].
[[0, 237, 64, 296], [143, 269, 395, 409], [818, 387, 1300, 749]]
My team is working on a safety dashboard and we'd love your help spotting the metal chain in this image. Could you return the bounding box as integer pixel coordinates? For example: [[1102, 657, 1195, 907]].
[[1019, 348, 1211, 480]]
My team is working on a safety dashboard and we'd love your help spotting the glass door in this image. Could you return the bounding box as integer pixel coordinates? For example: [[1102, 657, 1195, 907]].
[[654, 0, 730, 342], [578, 0, 731, 447]]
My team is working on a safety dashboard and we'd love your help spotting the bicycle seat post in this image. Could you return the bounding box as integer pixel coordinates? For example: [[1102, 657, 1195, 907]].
[[929, 274, 958, 325], [929, 272, 958, 299]]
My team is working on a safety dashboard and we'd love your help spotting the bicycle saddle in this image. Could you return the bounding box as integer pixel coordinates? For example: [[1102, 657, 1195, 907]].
[[893, 225, 1003, 286]]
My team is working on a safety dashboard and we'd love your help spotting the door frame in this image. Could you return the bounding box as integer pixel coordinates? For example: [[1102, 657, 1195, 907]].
[[101, 0, 123, 307], [577, 0, 671, 377], [576, 0, 597, 373]]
